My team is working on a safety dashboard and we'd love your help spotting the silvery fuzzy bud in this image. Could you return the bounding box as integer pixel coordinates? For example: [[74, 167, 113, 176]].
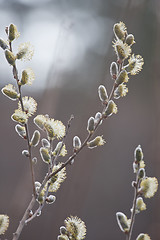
[[22, 150, 30, 157], [36, 211, 41, 217], [30, 130, 40, 147], [70, 158, 75, 165], [116, 212, 130, 233], [103, 100, 117, 117], [98, 85, 108, 103], [0, 38, 9, 50], [1, 84, 20, 101], [113, 22, 127, 41], [29, 210, 33, 218], [60, 226, 67, 235], [87, 117, 95, 133], [73, 136, 81, 150], [46, 195, 56, 204], [138, 168, 145, 179], [134, 197, 146, 213], [16, 47, 27, 60], [41, 138, 50, 148], [94, 112, 102, 125], [40, 147, 51, 163], [136, 233, 151, 240], [110, 62, 118, 80], [126, 34, 135, 46], [32, 157, 37, 164], [132, 181, 137, 188], [87, 136, 105, 149], [15, 124, 26, 139], [8, 23, 19, 41], [53, 142, 63, 155], [116, 70, 129, 85], [5, 49, 16, 65], [35, 181, 41, 188], [134, 145, 143, 163]]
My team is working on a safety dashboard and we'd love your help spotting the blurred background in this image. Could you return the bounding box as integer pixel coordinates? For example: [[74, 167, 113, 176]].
[[0, 0, 160, 239]]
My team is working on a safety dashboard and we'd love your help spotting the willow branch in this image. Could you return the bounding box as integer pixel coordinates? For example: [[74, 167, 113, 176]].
[[12, 196, 36, 240], [126, 175, 140, 240], [9, 40, 36, 197]]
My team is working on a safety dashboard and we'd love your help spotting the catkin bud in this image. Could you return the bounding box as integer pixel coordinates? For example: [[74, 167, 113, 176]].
[[98, 85, 108, 103], [5, 49, 16, 65], [34, 115, 47, 130], [41, 138, 50, 148], [87, 136, 105, 149], [40, 147, 51, 163], [135, 197, 146, 213], [46, 195, 56, 204], [35, 181, 41, 188], [114, 83, 128, 99], [116, 212, 130, 233], [21, 70, 28, 85], [1, 84, 19, 101], [134, 145, 143, 163], [53, 142, 62, 155], [60, 226, 67, 235], [94, 112, 102, 125], [0, 215, 9, 235], [136, 233, 151, 240], [36, 211, 41, 217], [113, 22, 127, 41], [73, 136, 81, 150], [32, 157, 37, 164], [116, 70, 129, 85], [103, 100, 117, 117], [87, 117, 95, 133], [0, 38, 8, 50], [138, 168, 145, 179], [22, 150, 30, 157], [16, 48, 27, 60], [126, 34, 135, 46], [30, 130, 40, 147], [8, 23, 19, 41], [70, 159, 75, 165], [15, 124, 26, 138], [110, 62, 118, 80]]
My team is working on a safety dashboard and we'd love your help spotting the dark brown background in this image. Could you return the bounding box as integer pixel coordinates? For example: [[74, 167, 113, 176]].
[[0, 0, 160, 239]]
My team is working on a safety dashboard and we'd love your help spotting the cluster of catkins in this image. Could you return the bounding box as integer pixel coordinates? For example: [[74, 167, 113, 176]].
[[116, 145, 158, 240], [0, 21, 156, 240]]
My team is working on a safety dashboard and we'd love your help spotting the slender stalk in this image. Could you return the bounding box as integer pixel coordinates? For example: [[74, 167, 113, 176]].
[[126, 175, 140, 240], [9, 40, 36, 197], [12, 196, 36, 240], [17, 83, 36, 196], [25, 183, 50, 224]]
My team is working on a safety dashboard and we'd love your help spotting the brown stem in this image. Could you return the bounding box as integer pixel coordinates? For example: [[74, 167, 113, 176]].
[[9, 45, 36, 197], [126, 175, 140, 240], [12, 196, 36, 240]]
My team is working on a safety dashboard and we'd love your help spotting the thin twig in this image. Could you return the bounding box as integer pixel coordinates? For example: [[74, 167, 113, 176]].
[[126, 175, 140, 240], [12, 196, 36, 240], [25, 183, 50, 224], [9, 40, 36, 197]]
